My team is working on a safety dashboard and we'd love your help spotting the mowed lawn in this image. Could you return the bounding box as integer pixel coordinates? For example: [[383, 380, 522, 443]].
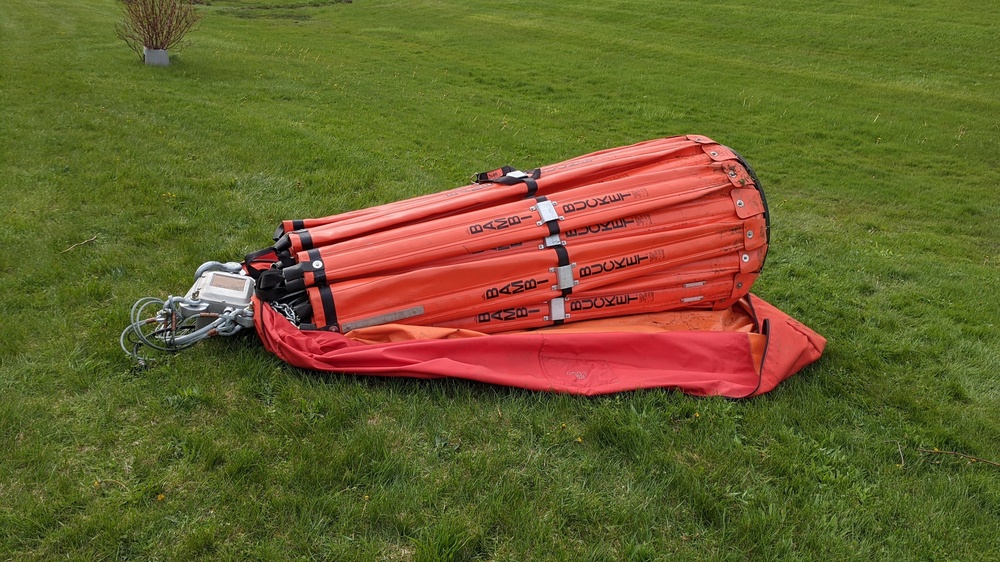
[[2, 0, 999, 559]]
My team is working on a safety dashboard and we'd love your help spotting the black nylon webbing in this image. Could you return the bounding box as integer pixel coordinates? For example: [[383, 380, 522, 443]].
[[253, 269, 285, 300], [472, 165, 514, 184], [244, 247, 276, 280], [491, 169, 541, 197], [552, 245, 573, 297], [305, 249, 325, 286], [535, 195, 561, 237], [552, 243, 571, 325], [317, 284, 338, 331], [297, 230, 313, 251], [524, 177, 539, 198], [552, 244, 570, 267]]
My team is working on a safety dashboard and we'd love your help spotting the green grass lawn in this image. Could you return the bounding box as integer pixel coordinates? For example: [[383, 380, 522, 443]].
[[2, 0, 999, 559]]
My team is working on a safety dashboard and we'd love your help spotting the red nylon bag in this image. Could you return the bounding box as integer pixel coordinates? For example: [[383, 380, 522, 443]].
[[253, 293, 825, 397]]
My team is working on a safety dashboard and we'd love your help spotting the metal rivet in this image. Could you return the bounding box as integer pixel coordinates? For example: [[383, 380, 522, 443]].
[[741, 254, 750, 263], [747, 230, 754, 239], [312, 260, 323, 269], [729, 171, 737, 177], [736, 199, 745, 208], [737, 282, 744, 289], [709, 151, 718, 157]]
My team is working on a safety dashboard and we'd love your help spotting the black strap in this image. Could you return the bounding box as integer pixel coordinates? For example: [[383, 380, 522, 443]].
[[273, 233, 292, 252], [306, 250, 326, 285], [252, 233, 297, 272], [472, 165, 515, 184], [524, 176, 539, 198], [292, 298, 314, 326], [552, 245, 572, 297], [473, 167, 542, 197], [253, 269, 286, 301], [552, 244, 570, 267], [272, 219, 307, 241], [244, 247, 278, 280], [296, 231, 313, 251], [534, 196, 561, 238], [317, 285, 338, 331], [550, 244, 570, 323]]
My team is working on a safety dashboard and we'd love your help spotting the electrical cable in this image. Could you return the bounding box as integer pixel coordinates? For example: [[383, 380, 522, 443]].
[[120, 294, 252, 366]]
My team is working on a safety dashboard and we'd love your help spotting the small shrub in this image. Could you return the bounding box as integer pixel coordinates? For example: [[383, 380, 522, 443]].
[[115, 0, 201, 60]]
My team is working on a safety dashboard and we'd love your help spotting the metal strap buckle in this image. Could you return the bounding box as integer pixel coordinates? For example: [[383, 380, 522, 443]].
[[541, 233, 564, 248], [550, 264, 577, 291], [546, 298, 567, 322], [533, 199, 562, 225]]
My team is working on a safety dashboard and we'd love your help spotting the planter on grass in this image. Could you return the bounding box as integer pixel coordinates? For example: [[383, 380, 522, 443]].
[[116, 0, 200, 66], [143, 47, 169, 67]]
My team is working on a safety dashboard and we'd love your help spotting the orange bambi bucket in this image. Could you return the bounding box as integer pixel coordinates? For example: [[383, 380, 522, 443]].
[[247, 135, 769, 335], [118, 135, 822, 396]]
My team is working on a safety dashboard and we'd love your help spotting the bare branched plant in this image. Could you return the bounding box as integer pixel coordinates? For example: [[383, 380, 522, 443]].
[[115, 0, 201, 60]]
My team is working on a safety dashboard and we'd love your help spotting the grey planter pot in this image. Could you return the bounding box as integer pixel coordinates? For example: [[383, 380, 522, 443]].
[[143, 47, 169, 67]]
